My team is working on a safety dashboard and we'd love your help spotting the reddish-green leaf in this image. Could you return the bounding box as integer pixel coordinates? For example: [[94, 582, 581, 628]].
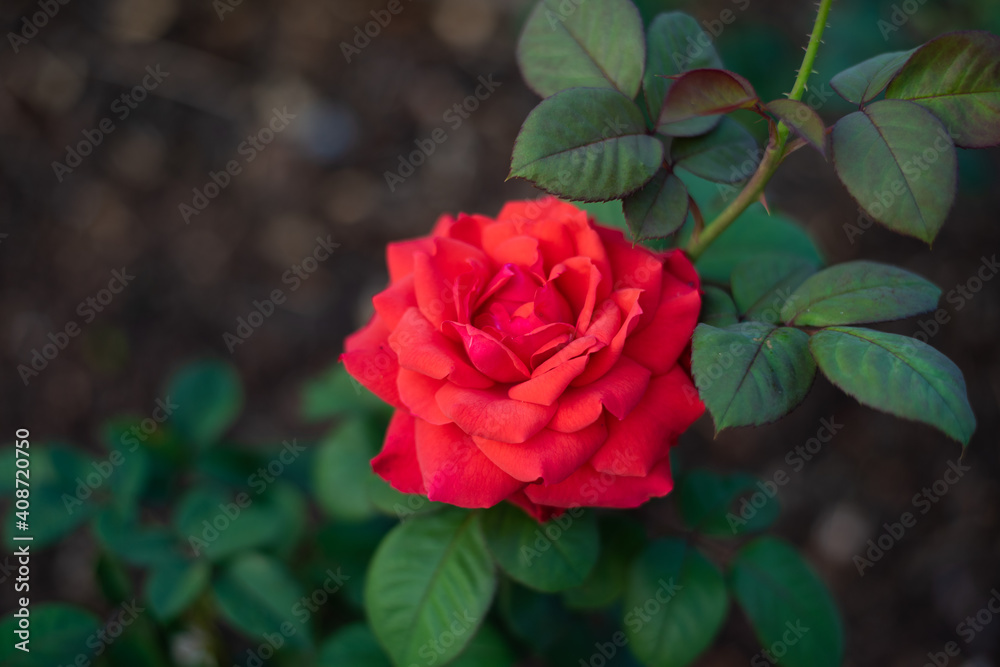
[[766, 99, 827, 156], [831, 100, 956, 244], [623, 169, 689, 240], [886, 31, 1000, 148], [644, 12, 724, 136], [730, 538, 843, 667], [510, 88, 663, 201], [658, 69, 759, 135], [517, 0, 645, 99], [811, 327, 976, 445], [830, 48, 917, 105], [671, 117, 760, 183], [731, 253, 819, 324], [692, 323, 816, 431], [781, 261, 941, 326]]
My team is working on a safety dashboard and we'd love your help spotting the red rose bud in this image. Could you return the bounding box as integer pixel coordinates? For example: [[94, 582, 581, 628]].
[[341, 197, 704, 521]]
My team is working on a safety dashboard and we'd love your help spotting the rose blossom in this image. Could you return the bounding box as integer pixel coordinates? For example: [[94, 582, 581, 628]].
[[342, 197, 703, 521]]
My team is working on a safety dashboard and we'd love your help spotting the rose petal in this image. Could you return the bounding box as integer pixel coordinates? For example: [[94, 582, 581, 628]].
[[523, 458, 675, 509], [372, 410, 425, 494], [623, 270, 701, 374], [487, 236, 544, 276], [589, 366, 704, 477], [389, 308, 493, 389], [443, 322, 530, 383], [550, 257, 602, 332], [372, 275, 417, 329], [473, 418, 607, 485], [387, 238, 435, 282], [597, 227, 664, 329], [415, 420, 525, 507], [436, 383, 557, 443], [572, 288, 644, 386], [341, 314, 402, 407], [549, 356, 652, 433], [508, 354, 588, 405], [397, 368, 451, 425], [505, 492, 565, 523]]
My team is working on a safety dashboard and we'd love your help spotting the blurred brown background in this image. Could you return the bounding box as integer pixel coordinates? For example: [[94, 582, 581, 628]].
[[1, 0, 999, 664]]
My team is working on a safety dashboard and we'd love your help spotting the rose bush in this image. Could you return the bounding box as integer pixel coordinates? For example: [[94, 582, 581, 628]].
[[342, 197, 703, 520]]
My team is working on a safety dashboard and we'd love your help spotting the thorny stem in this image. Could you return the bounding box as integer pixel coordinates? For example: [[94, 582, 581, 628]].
[[685, 0, 834, 260]]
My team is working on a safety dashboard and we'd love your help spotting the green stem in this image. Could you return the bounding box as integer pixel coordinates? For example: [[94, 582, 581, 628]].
[[686, 0, 834, 260]]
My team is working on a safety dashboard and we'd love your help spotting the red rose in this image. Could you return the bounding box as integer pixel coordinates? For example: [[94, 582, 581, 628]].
[[342, 197, 704, 521]]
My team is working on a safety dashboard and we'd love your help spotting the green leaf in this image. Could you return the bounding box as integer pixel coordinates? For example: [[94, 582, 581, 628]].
[[213, 553, 313, 648], [729, 537, 843, 667], [658, 68, 759, 134], [105, 441, 152, 517], [367, 474, 443, 520], [766, 99, 827, 156], [731, 253, 818, 323], [166, 360, 243, 449], [671, 116, 760, 183], [563, 516, 645, 610], [365, 510, 496, 667], [302, 364, 386, 422], [481, 504, 599, 593], [693, 210, 823, 285], [831, 100, 957, 244], [625, 539, 728, 667], [314, 419, 380, 522], [886, 31, 1000, 148], [451, 623, 517, 667], [810, 327, 976, 444], [677, 469, 779, 537], [318, 624, 392, 667], [317, 520, 393, 609], [0, 604, 101, 667], [623, 169, 689, 240], [517, 0, 645, 99], [93, 509, 180, 566], [700, 287, 739, 328], [781, 261, 941, 326], [643, 12, 723, 131], [174, 487, 285, 561], [96, 552, 133, 604], [692, 323, 816, 431], [510, 88, 663, 201], [146, 555, 211, 621], [830, 48, 917, 104]]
